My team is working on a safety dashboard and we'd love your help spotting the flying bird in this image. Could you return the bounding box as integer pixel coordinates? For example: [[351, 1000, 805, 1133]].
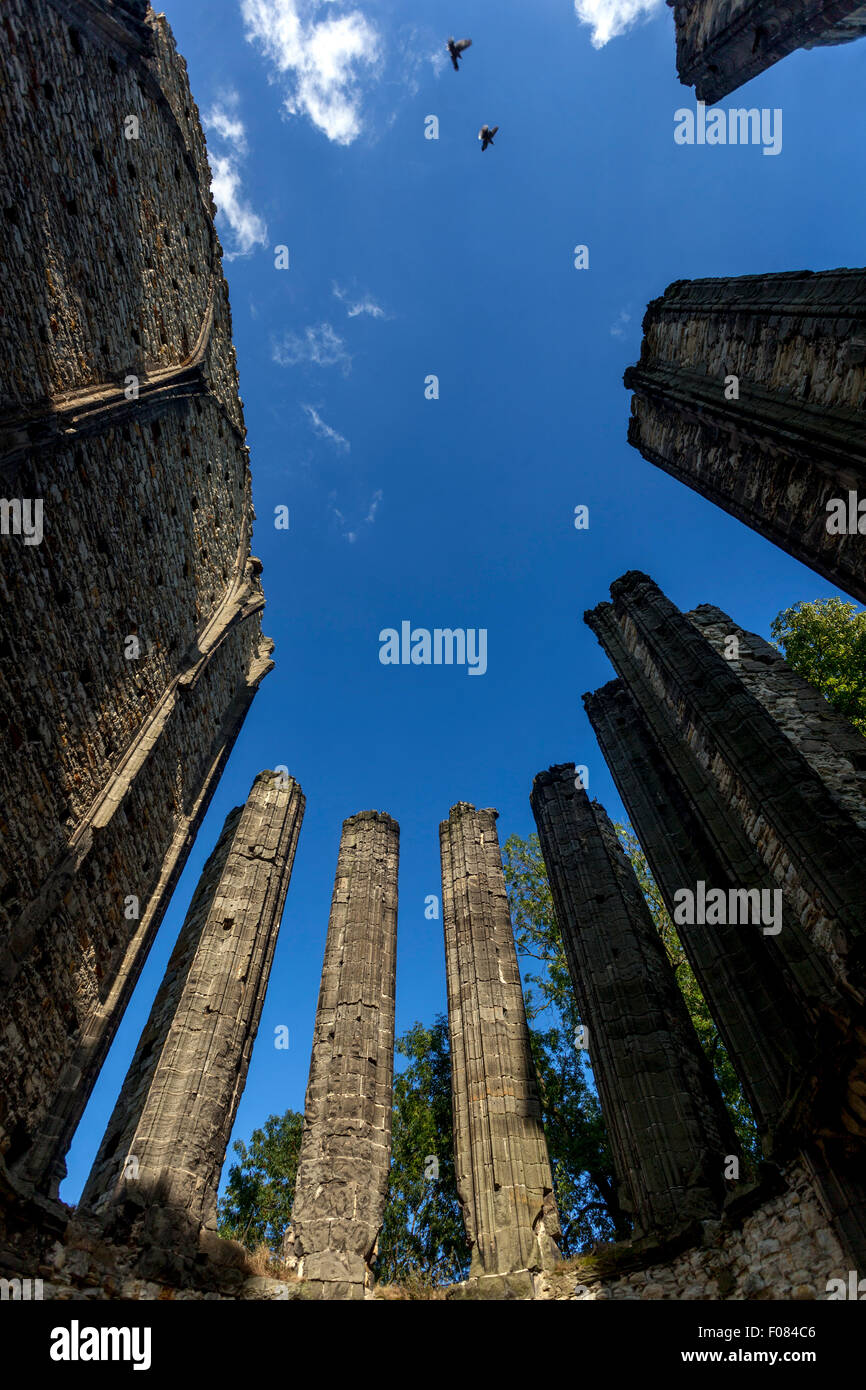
[[447, 37, 472, 70], [478, 124, 498, 151]]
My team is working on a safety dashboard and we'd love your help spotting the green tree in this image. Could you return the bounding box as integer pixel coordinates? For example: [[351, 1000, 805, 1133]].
[[771, 597, 866, 736], [217, 1110, 304, 1253], [375, 1016, 468, 1286]]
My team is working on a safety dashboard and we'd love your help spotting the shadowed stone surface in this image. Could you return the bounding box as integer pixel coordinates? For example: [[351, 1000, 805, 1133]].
[[585, 573, 866, 996], [290, 811, 399, 1299], [0, 0, 271, 1200], [584, 572, 866, 1264], [624, 270, 866, 604], [531, 770, 738, 1241], [669, 0, 866, 101], [439, 802, 561, 1280], [79, 770, 304, 1250], [583, 678, 812, 1146]]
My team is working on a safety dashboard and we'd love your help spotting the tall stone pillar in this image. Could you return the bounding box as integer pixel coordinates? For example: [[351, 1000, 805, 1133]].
[[290, 812, 399, 1300], [584, 572, 866, 1264], [669, 0, 866, 102], [439, 803, 560, 1288], [531, 770, 738, 1242], [586, 573, 866, 999], [80, 770, 304, 1250], [583, 677, 813, 1144], [624, 270, 866, 604]]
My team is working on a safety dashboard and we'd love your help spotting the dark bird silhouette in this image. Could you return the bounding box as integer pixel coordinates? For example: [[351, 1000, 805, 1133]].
[[478, 124, 498, 151], [447, 37, 472, 70]]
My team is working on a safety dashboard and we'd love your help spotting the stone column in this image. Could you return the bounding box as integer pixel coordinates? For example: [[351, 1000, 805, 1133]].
[[531, 769, 739, 1242], [669, 0, 866, 102], [290, 811, 399, 1300], [439, 802, 561, 1288], [583, 677, 811, 1144], [584, 573, 866, 1265], [80, 769, 304, 1251], [585, 572, 866, 1000], [624, 270, 866, 604]]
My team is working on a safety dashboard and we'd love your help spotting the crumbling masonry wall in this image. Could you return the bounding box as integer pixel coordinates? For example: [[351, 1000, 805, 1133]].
[[439, 803, 561, 1285], [669, 0, 866, 102], [0, 0, 271, 1198], [624, 270, 866, 604], [531, 770, 739, 1243], [79, 771, 304, 1250], [290, 812, 400, 1299]]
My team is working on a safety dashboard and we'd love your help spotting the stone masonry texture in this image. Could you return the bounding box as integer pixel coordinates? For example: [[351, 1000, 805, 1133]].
[[669, 0, 866, 101], [585, 571, 866, 1265], [439, 803, 561, 1281], [290, 812, 400, 1299], [531, 770, 738, 1241], [79, 771, 304, 1249], [0, 0, 271, 1199], [585, 573, 866, 1000], [624, 270, 866, 604], [583, 677, 813, 1146]]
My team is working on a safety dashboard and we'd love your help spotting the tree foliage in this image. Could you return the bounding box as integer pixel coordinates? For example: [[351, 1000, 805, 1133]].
[[770, 597, 866, 736], [217, 1110, 304, 1253], [374, 1016, 468, 1286]]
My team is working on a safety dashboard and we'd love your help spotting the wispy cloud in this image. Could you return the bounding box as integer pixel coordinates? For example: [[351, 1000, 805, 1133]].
[[573, 0, 664, 48], [272, 322, 352, 374], [240, 0, 380, 145], [332, 283, 386, 319], [302, 404, 350, 453], [331, 488, 383, 542], [610, 309, 631, 338], [203, 95, 268, 259]]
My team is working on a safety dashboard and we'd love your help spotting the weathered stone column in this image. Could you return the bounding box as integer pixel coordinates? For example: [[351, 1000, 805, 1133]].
[[583, 677, 812, 1144], [585, 573, 866, 1000], [624, 270, 866, 604], [290, 811, 399, 1300], [584, 573, 866, 1264], [531, 770, 739, 1242], [439, 803, 561, 1288], [669, 0, 866, 102], [80, 770, 304, 1252]]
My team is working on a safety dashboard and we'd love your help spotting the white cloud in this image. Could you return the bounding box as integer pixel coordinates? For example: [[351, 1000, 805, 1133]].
[[573, 0, 664, 48], [332, 283, 386, 319], [204, 97, 268, 258], [610, 309, 631, 338], [240, 0, 380, 145], [302, 404, 350, 452], [273, 322, 352, 373], [330, 488, 383, 542]]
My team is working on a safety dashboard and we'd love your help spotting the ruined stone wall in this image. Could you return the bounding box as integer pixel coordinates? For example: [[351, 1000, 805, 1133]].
[[439, 803, 561, 1287], [624, 271, 866, 604], [536, 1162, 848, 1301], [290, 812, 400, 1300], [80, 771, 304, 1250], [669, 0, 866, 102], [0, 0, 271, 1197]]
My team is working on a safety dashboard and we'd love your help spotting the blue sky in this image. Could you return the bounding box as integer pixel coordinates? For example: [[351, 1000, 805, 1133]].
[[62, 0, 866, 1201]]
